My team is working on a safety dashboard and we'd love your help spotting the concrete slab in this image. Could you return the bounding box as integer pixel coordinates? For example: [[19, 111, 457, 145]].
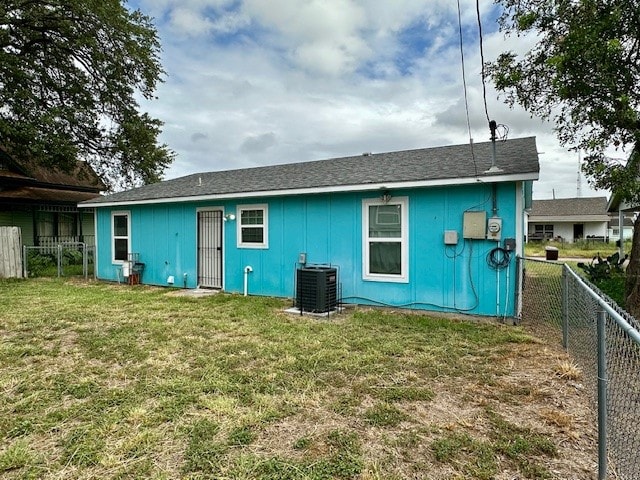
[[167, 288, 220, 297]]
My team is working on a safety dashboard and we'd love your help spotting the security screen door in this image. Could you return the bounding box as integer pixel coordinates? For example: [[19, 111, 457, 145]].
[[197, 210, 223, 288]]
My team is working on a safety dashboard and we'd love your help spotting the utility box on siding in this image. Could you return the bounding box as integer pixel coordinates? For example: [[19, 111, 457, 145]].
[[296, 266, 337, 313]]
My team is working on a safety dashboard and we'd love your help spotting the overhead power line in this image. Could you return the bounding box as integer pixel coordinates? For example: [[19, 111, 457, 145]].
[[457, 0, 478, 176], [475, 0, 490, 124]]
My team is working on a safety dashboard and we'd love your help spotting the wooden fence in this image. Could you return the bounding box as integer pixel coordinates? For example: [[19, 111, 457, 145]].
[[0, 226, 23, 278]]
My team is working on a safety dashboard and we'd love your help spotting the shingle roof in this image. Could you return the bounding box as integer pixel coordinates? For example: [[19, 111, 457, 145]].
[[1, 147, 106, 192], [608, 215, 635, 227], [82, 137, 539, 206], [0, 186, 100, 203], [530, 197, 608, 217]]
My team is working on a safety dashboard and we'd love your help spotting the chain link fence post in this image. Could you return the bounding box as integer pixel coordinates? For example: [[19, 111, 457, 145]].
[[562, 265, 569, 351], [82, 242, 88, 279], [22, 244, 27, 277], [57, 244, 62, 277], [597, 308, 608, 480]]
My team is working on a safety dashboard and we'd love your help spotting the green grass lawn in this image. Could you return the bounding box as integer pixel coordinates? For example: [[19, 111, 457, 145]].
[[0, 279, 595, 479]]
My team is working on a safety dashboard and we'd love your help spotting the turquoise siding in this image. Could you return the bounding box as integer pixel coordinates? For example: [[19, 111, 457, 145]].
[[94, 182, 522, 317], [95, 203, 200, 288]]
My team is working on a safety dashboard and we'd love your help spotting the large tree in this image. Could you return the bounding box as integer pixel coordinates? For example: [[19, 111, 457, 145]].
[[489, 0, 640, 316], [0, 0, 174, 190]]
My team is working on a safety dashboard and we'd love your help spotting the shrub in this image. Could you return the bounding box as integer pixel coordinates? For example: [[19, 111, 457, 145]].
[[26, 252, 56, 277], [577, 252, 626, 282], [63, 249, 84, 266], [576, 252, 627, 309]]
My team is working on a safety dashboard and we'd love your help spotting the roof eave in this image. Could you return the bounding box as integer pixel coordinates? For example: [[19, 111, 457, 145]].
[[528, 215, 610, 222], [79, 172, 539, 208]]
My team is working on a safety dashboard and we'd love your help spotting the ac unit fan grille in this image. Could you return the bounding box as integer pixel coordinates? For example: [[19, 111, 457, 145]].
[[296, 267, 337, 313]]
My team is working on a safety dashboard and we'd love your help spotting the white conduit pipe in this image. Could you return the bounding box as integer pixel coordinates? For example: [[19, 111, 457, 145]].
[[243, 266, 253, 296]]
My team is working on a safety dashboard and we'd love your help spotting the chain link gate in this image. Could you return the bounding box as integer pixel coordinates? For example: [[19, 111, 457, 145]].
[[23, 242, 94, 279]]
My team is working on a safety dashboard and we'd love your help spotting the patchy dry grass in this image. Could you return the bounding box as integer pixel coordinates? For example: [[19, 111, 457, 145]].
[[0, 279, 596, 479], [524, 239, 630, 259]]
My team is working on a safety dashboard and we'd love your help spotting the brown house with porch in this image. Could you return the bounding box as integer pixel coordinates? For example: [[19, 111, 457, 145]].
[[0, 147, 105, 248]]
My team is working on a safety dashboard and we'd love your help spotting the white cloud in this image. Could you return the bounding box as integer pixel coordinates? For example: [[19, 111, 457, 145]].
[[241, 0, 370, 76], [168, 7, 215, 36], [131, 0, 610, 201], [240, 132, 277, 154]]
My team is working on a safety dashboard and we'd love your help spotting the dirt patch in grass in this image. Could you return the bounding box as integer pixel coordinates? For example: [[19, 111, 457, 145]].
[[248, 341, 597, 480]]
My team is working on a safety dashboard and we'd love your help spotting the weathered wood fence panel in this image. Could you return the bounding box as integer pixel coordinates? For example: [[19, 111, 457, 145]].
[[0, 226, 23, 278]]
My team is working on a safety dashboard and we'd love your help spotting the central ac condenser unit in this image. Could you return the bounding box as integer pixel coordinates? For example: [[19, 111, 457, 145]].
[[296, 266, 337, 313]]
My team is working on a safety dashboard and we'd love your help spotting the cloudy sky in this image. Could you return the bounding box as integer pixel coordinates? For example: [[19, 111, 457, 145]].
[[129, 0, 611, 200]]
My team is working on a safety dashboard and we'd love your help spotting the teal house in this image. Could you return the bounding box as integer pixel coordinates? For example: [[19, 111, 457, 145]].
[[80, 137, 539, 318]]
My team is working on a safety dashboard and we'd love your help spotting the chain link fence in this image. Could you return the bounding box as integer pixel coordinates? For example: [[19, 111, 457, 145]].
[[520, 257, 640, 480], [23, 242, 94, 279]]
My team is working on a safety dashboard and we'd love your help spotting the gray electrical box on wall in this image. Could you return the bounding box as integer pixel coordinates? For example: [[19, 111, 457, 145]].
[[463, 211, 486, 239], [444, 230, 459, 245], [504, 238, 516, 251]]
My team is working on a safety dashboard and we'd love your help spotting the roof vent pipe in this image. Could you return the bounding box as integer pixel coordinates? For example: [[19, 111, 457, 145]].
[[484, 120, 503, 174]]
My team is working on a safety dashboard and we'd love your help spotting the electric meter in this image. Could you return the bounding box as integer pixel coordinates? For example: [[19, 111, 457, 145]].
[[487, 217, 502, 241]]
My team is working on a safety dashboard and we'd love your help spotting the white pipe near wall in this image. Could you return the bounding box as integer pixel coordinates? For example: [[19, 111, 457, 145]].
[[496, 268, 500, 317], [243, 266, 253, 296]]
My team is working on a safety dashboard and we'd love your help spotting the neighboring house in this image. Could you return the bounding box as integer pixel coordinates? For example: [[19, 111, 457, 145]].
[[607, 213, 635, 243], [0, 147, 105, 248], [527, 197, 609, 242], [80, 137, 539, 318], [607, 146, 639, 254]]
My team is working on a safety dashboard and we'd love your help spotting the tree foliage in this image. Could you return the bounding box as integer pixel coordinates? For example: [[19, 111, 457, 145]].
[[0, 0, 174, 190], [489, 0, 640, 199], [489, 0, 640, 315]]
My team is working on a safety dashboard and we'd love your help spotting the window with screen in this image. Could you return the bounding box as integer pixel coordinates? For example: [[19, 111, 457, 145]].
[[237, 205, 268, 248], [112, 212, 129, 262], [362, 197, 408, 282]]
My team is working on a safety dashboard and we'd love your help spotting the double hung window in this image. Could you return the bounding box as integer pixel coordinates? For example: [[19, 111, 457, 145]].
[[112, 212, 130, 262], [237, 205, 268, 248], [363, 197, 408, 282]]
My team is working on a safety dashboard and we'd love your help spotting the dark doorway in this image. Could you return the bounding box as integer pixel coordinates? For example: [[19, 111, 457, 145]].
[[573, 224, 584, 240]]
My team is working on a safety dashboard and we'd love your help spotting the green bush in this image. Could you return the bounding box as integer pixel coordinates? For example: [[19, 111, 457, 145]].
[[593, 273, 626, 309], [63, 249, 83, 266], [576, 252, 627, 309], [577, 252, 626, 282], [26, 252, 56, 277]]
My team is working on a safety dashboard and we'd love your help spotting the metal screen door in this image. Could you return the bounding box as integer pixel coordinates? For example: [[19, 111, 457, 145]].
[[197, 210, 223, 288]]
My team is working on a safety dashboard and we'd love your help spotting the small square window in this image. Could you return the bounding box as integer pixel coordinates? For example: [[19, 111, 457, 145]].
[[237, 205, 268, 248]]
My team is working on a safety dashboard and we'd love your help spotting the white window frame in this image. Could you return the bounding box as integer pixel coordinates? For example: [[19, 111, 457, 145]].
[[111, 211, 130, 263], [237, 204, 268, 249], [362, 196, 408, 283]]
